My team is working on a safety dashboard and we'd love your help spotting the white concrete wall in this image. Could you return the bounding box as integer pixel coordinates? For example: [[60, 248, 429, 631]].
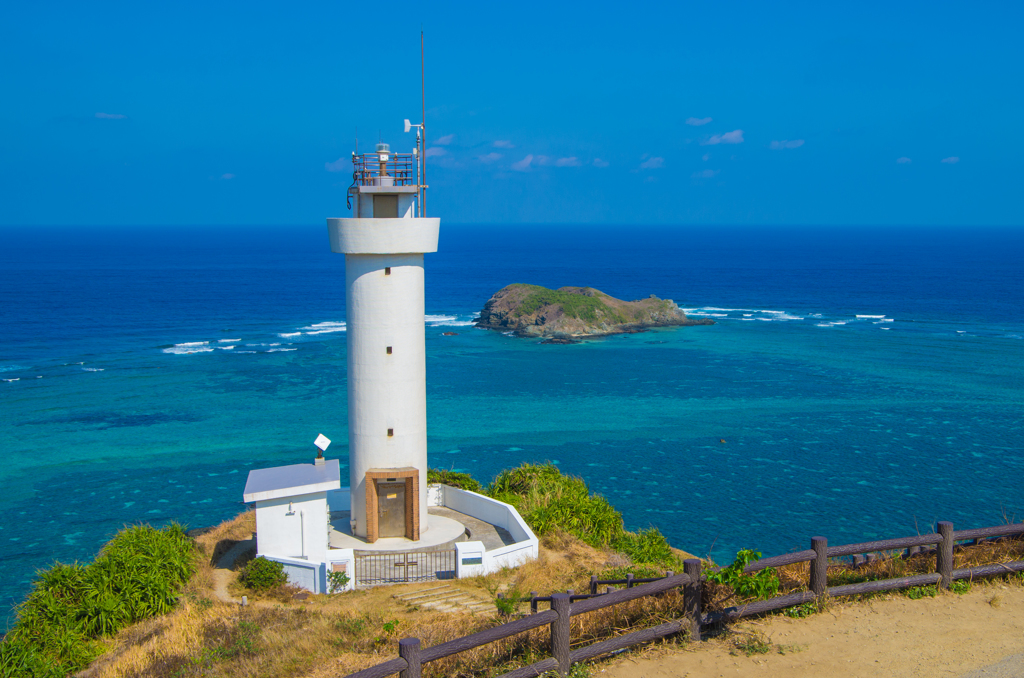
[[263, 555, 326, 593], [437, 485, 540, 576], [441, 486, 537, 544], [455, 541, 486, 578], [345, 254, 428, 537], [328, 218, 440, 255], [255, 492, 329, 564], [327, 488, 351, 512]]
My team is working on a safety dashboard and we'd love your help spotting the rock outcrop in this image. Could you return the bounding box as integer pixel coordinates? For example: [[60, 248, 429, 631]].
[[475, 284, 713, 341]]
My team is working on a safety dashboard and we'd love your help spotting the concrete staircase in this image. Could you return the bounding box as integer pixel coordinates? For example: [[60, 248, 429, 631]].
[[393, 584, 497, 616]]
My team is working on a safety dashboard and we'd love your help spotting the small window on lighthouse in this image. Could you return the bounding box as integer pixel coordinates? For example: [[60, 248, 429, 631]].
[[387, 428, 394, 437], [384, 267, 391, 275], [386, 346, 393, 354]]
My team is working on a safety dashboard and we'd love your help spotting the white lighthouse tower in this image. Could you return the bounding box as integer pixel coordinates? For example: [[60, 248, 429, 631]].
[[327, 134, 438, 543]]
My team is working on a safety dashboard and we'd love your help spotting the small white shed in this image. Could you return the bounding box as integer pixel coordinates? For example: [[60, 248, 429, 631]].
[[243, 459, 350, 593]]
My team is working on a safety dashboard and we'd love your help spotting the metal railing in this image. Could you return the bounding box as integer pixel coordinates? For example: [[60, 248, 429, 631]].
[[351, 152, 417, 187], [355, 549, 456, 586]]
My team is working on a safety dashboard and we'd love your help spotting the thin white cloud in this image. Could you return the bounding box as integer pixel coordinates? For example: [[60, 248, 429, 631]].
[[644, 176, 657, 183], [692, 169, 719, 179], [770, 139, 804, 150], [686, 117, 712, 126], [95, 112, 127, 119], [511, 155, 533, 171], [555, 157, 581, 167], [593, 158, 609, 168], [433, 134, 455, 145], [896, 157, 912, 164], [941, 156, 960, 164], [478, 152, 502, 164], [494, 140, 515, 148], [702, 154, 710, 161], [639, 156, 665, 169], [220, 173, 235, 180], [325, 158, 348, 172], [701, 130, 744, 145], [425, 147, 447, 158]]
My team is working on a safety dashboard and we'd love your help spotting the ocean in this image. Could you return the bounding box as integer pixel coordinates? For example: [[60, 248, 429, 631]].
[[1, 224, 1022, 622]]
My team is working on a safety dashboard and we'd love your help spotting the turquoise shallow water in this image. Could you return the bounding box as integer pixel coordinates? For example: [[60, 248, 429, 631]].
[[1, 224, 1022, 623]]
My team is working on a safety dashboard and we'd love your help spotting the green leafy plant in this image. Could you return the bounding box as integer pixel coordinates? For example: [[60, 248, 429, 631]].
[[731, 631, 773, 656], [905, 585, 938, 600], [783, 602, 819, 618], [328, 570, 351, 593], [239, 556, 287, 592], [950, 579, 971, 595], [708, 549, 780, 600]]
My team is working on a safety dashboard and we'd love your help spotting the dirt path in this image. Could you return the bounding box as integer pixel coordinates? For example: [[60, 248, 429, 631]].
[[211, 538, 255, 603], [600, 583, 1024, 678]]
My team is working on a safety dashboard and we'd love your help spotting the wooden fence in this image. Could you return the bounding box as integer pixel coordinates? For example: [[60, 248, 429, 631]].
[[343, 520, 1024, 678]]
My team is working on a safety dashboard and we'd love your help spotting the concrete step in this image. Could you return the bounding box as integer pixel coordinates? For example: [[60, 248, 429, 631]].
[[394, 583, 496, 616]]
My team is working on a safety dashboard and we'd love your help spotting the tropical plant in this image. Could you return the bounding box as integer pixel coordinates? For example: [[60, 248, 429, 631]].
[[0, 523, 197, 678], [328, 570, 351, 593]]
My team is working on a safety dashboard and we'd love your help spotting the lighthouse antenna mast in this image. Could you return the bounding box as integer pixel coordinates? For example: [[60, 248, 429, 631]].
[[420, 29, 426, 217]]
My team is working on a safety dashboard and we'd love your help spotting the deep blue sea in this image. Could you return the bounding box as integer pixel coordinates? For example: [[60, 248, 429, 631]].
[[2, 224, 1022, 624]]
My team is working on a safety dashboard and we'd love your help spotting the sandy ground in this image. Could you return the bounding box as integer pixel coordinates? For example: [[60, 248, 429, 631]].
[[600, 583, 1024, 678]]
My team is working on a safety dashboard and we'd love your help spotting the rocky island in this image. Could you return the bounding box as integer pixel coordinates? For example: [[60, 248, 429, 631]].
[[474, 283, 713, 342]]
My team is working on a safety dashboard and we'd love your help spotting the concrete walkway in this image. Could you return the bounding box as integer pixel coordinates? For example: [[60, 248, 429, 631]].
[[428, 506, 517, 551]]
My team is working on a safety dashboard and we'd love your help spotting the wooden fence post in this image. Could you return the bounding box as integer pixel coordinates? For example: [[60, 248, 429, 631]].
[[590, 575, 598, 595], [626, 574, 634, 589], [810, 536, 828, 596], [530, 592, 538, 614], [398, 637, 421, 678], [937, 521, 954, 589], [683, 559, 702, 642], [550, 593, 571, 677]]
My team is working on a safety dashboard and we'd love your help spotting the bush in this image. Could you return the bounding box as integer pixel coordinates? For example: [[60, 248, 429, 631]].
[[707, 549, 780, 600], [612, 528, 675, 566], [486, 463, 679, 568], [487, 463, 625, 548], [240, 556, 287, 591], [0, 523, 197, 678], [427, 468, 484, 493]]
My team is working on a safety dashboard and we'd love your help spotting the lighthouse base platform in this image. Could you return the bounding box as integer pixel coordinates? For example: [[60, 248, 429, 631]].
[[328, 510, 467, 552]]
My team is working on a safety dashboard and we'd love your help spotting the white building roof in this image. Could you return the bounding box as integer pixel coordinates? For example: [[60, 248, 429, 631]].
[[243, 459, 341, 503]]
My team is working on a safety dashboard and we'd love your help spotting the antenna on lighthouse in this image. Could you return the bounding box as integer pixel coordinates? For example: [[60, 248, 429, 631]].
[[421, 29, 426, 217]]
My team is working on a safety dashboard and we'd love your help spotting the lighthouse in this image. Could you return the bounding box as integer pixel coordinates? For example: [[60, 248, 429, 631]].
[[327, 134, 438, 543]]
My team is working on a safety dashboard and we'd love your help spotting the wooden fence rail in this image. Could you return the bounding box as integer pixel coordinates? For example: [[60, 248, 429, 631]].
[[342, 521, 1024, 678]]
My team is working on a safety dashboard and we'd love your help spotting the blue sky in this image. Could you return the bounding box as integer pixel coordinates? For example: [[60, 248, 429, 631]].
[[2, 1, 1022, 226]]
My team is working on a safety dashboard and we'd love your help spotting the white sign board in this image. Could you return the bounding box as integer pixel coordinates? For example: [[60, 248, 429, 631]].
[[314, 434, 331, 452]]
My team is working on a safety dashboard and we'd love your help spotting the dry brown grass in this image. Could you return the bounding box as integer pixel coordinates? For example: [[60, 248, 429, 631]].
[[82, 515, 1024, 678]]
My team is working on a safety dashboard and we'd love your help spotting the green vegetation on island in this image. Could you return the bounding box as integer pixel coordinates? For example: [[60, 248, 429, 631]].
[[474, 284, 714, 341]]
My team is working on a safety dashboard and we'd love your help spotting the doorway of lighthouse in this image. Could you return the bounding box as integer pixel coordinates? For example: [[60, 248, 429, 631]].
[[377, 482, 406, 538]]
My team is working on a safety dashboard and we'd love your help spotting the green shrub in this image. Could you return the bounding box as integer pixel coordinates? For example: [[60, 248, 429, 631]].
[[0, 523, 197, 678], [487, 463, 625, 548], [427, 468, 484, 493], [328, 570, 351, 593], [612, 528, 675, 566], [240, 556, 287, 592], [707, 549, 780, 600]]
